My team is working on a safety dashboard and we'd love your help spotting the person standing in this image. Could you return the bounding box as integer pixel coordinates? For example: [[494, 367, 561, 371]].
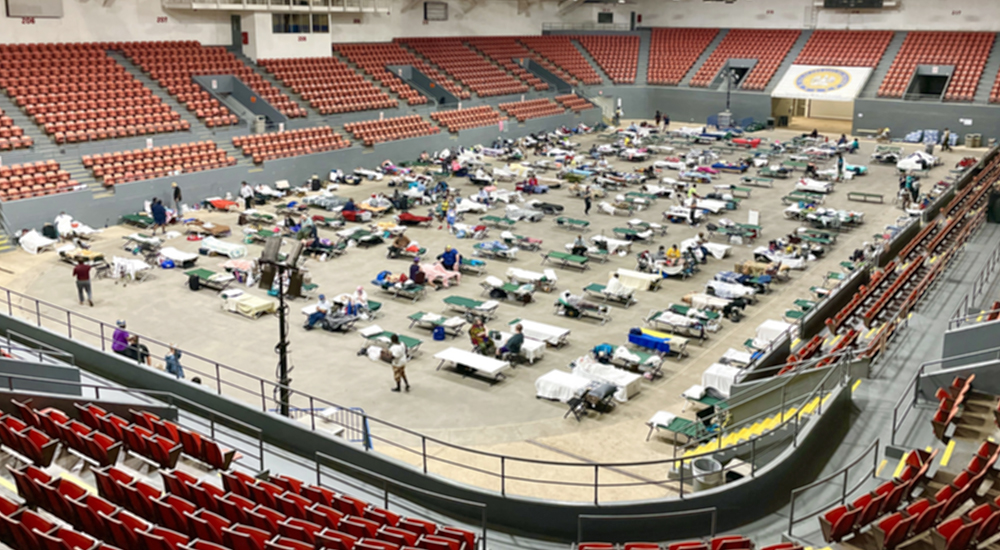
[[583, 189, 592, 216], [72, 259, 93, 306], [389, 334, 410, 392], [836, 154, 845, 182], [654, 110, 662, 128], [150, 198, 167, 235], [172, 183, 183, 216], [240, 181, 254, 210], [663, 112, 670, 128], [165, 345, 184, 379], [941, 128, 953, 152]]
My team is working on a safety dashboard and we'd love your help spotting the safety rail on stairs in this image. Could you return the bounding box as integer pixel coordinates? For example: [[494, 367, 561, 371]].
[[949, 234, 1000, 328], [0, 284, 852, 504]]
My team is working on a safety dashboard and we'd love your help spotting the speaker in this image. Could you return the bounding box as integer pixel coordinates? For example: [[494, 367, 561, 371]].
[[261, 236, 282, 264], [259, 264, 276, 290], [288, 271, 304, 298], [286, 241, 304, 267]]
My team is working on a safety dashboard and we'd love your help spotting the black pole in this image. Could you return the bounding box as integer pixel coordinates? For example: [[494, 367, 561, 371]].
[[725, 67, 732, 113], [276, 263, 291, 417]]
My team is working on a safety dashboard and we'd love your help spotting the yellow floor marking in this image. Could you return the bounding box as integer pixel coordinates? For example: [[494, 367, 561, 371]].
[[0, 476, 16, 494], [792, 338, 800, 348], [852, 379, 862, 393], [829, 335, 842, 348], [941, 440, 956, 467], [876, 459, 888, 476], [892, 455, 907, 479], [59, 471, 96, 494]]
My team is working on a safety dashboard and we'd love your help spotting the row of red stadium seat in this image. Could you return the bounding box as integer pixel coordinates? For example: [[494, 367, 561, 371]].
[[795, 30, 894, 67], [233, 126, 350, 164], [260, 57, 399, 115], [82, 140, 234, 187], [648, 28, 719, 85], [498, 98, 565, 122], [576, 35, 639, 84], [879, 32, 995, 102], [554, 94, 595, 113], [335, 42, 469, 101], [690, 29, 801, 90], [0, 108, 31, 150], [429, 106, 506, 132], [399, 38, 529, 97], [0, 43, 186, 143], [344, 115, 439, 146], [519, 36, 602, 85], [0, 160, 76, 202], [465, 38, 550, 91]]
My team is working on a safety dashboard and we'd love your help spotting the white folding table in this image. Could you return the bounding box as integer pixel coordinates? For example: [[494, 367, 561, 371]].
[[434, 347, 510, 385]]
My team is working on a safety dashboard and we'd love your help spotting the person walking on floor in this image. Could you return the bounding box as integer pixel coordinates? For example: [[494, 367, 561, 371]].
[[583, 189, 592, 215], [836, 154, 845, 182], [172, 183, 183, 216], [240, 181, 254, 210], [941, 128, 953, 152], [72, 259, 93, 306], [654, 110, 662, 128], [389, 334, 410, 392], [150, 198, 167, 235]]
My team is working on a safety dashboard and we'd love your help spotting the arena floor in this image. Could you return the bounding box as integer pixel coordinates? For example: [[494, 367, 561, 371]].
[[0, 123, 972, 501]]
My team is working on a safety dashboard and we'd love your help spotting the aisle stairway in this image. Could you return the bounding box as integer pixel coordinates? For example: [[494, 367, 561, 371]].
[[975, 38, 1000, 104], [634, 30, 651, 86], [860, 31, 907, 98], [764, 29, 813, 94], [571, 39, 612, 84], [681, 29, 729, 87], [0, 92, 53, 162]]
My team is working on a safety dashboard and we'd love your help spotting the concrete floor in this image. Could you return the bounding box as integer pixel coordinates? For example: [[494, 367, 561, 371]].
[[0, 123, 977, 501]]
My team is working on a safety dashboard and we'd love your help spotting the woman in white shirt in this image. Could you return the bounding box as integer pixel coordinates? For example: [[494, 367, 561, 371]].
[[389, 334, 410, 392]]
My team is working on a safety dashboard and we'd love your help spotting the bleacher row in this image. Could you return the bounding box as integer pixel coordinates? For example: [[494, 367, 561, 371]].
[[82, 141, 235, 187], [0, 398, 477, 550], [233, 127, 351, 164], [648, 28, 719, 86], [400, 38, 529, 97], [0, 107, 32, 150], [577, 535, 798, 550], [820, 376, 999, 550], [577, 35, 640, 84], [554, 94, 595, 113], [498, 98, 566, 122], [519, 36, 602, 86], [878, 32, 996, 101], [343, 115, 440, 147], [429, 106, 506, 133], [0, 160, 76, 201], [259, 57, 399, 115], [335, 42, 469, 101], [466, 38, 549, 91]]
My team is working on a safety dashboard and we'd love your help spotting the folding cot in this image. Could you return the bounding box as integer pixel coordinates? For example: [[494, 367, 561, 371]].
[[583, 283, 637, 308], [555, 292, 611, 325], [443, 296, 500, 320], [626, 218, 666, 236], [473, 241, 518, 261], [590, 235, 632, 255], [645, 309, 709, 340], [407, 312, 467, 338], [158, 247, 199, 268], [564, 383, 618, 421], [535, 369, 593, 402], [185, 269, 234, 292], [200, 237, 248, 259], [459, 257, 488, 276], [612, 227, 654, 242], [121, 213, 155, 228], [434, 347, 510, 385], [185, 220, 231, 238], [359, 325, 423, 357], [542, 251, 589, 271], [371, 278, 426, 302], [628, 327, 690, 358], [500, 232, 543, 251], [480, 276, 534, 305], [645, 411, 704, 443], [681, 384, 729, 413], [571, 356, 643, 402], [509, 318, 570, 347], [58, 246, 109, 271], [479, 215, 516, 229], [506, 267, 558, 292], [494, 331, 546, 364], [555, 217, 589, 231], [615, 268, 661, 291]]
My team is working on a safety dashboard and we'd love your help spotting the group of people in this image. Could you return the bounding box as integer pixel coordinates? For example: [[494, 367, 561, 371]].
[[111, 320, 185, 379], [468, 318, 524, 361]]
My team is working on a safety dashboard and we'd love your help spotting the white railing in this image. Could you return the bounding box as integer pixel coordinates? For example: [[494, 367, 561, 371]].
[[162, 0, 391, 12], [542, 22, 631, 32]]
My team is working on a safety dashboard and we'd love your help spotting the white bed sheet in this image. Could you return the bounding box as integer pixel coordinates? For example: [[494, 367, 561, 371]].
[[19, 230, 57, 255], [702, 363, 743, 398], [572, 357, 642, 402], [535, 369, 592, 402], [512, 319, 570, 346], [202, 237, 247, 259]]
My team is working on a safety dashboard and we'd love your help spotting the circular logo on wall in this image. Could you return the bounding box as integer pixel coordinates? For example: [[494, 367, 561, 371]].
[[795, 68, 851, 93]]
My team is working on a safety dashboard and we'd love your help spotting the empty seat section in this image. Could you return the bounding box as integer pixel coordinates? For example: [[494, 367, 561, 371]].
[[519, 36, 602, 85], [554, 94, 594, 113], [344, 115, 439, 146], [0, 42, 187, 144], [259, 57, 397, 115], [648, 28, 719, 85], [83, 140, 234, 187], [233, 126, 350, 163], [690, 29, 801, 90], [498, 98, 565, 122], [795, 30, 894, 67], [399, 37, 528, 97], [0, 107, 32, 150], [0, 160, 77, 202], [879, 32, 994, 101], [336, 42, 469, 100], [119, 40, 307, 125], [465, 37, 550, 90], [575, 35, 640, 84], [429, 106, 506, 132]]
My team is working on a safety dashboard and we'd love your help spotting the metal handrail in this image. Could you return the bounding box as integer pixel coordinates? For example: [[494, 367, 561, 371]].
[[0, 284, 850, 503], [949, 237, 1000, 326], [577, 507, 717, 543], [786, 438, 880, 536]]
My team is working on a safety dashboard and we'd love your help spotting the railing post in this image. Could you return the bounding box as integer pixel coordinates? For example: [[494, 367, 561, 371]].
[[788, 491, 795, 536], [842, 469, 849, 502], [215, 363, 222, 394], [750, 438, 756, 477], [5, 289, 10, 316], [310, 397, 316, 431], [780, 385, 786, 423], [500, 456, 505, 496], [66, 311, 72, 339], [35, 301, 40, 326], [679, 462, 684, 498], [891, 408, 898, 446], [593, 465, 599, 505], [100, 323, 106, 352], [421, 437, 427, 474], [260, 379, 266, 411]]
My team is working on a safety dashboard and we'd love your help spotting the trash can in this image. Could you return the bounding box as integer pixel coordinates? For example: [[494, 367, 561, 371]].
[[691, 457, 723, 492], [766, 117, 775, 130], [778, 116, 789, 128], [989, 138, 997, 148]]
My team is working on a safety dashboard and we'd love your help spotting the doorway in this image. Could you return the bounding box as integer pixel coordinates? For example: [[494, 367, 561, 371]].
[[231, 15, 243, 55]]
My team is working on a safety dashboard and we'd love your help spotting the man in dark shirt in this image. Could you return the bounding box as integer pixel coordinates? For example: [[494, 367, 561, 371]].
[[437, 246, 460, 271], [72, 259, 93, 306]]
